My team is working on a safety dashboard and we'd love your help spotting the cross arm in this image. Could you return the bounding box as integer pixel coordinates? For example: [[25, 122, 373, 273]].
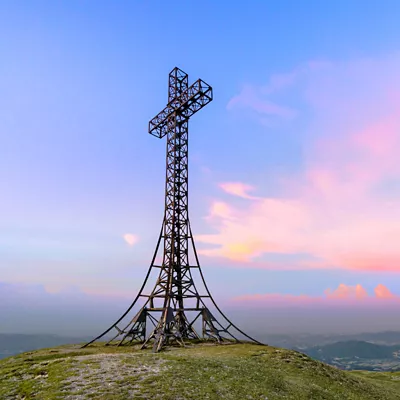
[[149, 79, 213, 138]]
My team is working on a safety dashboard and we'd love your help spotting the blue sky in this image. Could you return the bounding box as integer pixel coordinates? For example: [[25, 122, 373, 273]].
[[2, 1, 400, 334]]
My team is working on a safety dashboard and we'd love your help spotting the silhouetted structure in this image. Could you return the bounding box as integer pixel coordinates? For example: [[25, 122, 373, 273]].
[[83, 67, 261, 352]]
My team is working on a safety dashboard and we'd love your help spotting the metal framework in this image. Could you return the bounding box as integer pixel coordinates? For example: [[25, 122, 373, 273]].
[[83, 67, 262, 352]]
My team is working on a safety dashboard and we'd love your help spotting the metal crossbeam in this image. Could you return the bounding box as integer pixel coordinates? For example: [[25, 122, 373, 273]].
[[149, 78, 212, 138]]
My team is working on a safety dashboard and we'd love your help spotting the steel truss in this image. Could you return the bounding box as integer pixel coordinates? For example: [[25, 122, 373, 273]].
[[83, 67, 262, 352]]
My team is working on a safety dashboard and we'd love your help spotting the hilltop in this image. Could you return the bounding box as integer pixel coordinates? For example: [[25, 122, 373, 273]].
[[1, 342, 400, 400]]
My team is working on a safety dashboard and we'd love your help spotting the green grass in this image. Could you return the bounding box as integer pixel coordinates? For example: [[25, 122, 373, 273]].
[[350, 370, 400, 392], [0, 342, 399, 399]]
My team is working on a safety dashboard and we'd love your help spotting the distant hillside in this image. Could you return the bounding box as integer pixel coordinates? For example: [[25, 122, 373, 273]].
[[1, 342, 400, 399], [0, 333, 90, 359], [259, 331, 400, 350], [303, 340, 400, 361], [353, 331, 400, 345]]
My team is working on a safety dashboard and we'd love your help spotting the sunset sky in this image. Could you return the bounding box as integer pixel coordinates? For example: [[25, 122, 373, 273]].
[[2, 1, 400, 335]]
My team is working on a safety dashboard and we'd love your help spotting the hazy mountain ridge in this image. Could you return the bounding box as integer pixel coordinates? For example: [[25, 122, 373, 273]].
[[261, 330, 400, 349], [303, 340, 400, 360]]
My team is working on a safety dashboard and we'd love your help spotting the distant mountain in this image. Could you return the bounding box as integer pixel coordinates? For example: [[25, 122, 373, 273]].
[[302, 340, 400, 361], [340, 332, 400, 346], [257, 331, 400, 350]]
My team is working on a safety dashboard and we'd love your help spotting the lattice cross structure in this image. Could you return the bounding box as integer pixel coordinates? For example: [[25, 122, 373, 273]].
[[83, 67, 262, 352]]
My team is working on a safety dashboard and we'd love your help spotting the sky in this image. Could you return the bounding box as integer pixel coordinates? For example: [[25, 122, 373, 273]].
[[2, 1, 400, 336]]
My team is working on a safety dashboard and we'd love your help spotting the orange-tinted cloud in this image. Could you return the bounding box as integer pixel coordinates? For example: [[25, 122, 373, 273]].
[[375, 284, 396, 299], [196, 197, 309, 262], [199, 55, 400, 272]]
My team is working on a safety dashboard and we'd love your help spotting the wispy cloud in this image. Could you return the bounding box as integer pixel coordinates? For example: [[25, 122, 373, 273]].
[[219, 182, 259, 200], [226, 61, 331, 122], [227, 84, 297, 119]]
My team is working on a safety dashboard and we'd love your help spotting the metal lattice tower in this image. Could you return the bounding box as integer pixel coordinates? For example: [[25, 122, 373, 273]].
[[83, 67, 262, 352]]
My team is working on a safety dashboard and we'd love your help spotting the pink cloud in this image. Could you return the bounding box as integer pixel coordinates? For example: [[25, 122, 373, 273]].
[[232, 293, 312, 308], [199, 54, 400, 272], [196, 197, 309, 262], [325, 283, 368, 299], [233, 284, 399, 307], [123, 233, 138, 247]]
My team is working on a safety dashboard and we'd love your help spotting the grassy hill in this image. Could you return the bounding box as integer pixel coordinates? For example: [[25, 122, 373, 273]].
[[1, 342, 400, 400]]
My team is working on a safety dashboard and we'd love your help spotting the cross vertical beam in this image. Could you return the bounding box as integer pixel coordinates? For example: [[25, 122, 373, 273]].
[[144, 68, 211, 350], [83, 67, 263, 352]]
